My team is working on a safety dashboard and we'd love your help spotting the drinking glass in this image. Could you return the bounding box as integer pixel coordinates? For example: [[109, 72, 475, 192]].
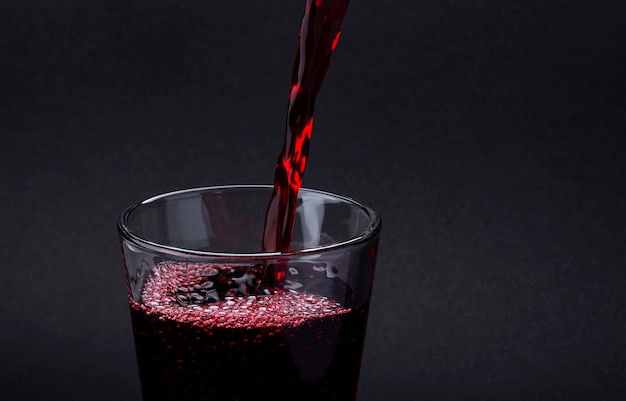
[[117, 185, 382, 401]]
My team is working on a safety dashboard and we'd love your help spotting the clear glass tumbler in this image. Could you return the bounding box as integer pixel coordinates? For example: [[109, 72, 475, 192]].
[[117, 185, 382, 401]]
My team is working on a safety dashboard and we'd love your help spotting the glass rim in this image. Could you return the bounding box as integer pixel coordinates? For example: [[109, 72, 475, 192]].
[[117, 184, 382, 259]]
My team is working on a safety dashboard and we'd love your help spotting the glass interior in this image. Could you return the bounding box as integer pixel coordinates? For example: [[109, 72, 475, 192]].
[[119, 185, 380, 256]]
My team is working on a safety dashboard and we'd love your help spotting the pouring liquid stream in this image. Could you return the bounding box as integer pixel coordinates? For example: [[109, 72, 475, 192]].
[[262, 0, 350, 257]]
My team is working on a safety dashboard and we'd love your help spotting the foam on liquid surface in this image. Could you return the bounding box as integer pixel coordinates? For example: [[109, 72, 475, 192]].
[[131, 261, 350, 331]]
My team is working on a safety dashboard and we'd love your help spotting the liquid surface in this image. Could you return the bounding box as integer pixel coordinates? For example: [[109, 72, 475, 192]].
[[131, 261, 350, 329]]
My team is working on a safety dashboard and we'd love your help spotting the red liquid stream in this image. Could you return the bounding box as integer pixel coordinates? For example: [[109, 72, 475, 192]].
[[263, 0, 350, 253]]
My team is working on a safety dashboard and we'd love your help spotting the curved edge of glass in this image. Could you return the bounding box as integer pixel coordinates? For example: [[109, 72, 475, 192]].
[[117, 184, 382, 259]]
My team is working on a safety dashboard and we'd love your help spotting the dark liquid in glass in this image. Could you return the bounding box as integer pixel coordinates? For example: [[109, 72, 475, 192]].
[[130, 262, 368, 401]]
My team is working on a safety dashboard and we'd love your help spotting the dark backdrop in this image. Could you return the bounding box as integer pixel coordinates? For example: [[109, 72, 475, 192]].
[[1, 1, 625, 400]]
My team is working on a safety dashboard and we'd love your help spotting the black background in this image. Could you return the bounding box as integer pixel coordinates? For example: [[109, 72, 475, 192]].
[[1, 1, 625, 400]]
